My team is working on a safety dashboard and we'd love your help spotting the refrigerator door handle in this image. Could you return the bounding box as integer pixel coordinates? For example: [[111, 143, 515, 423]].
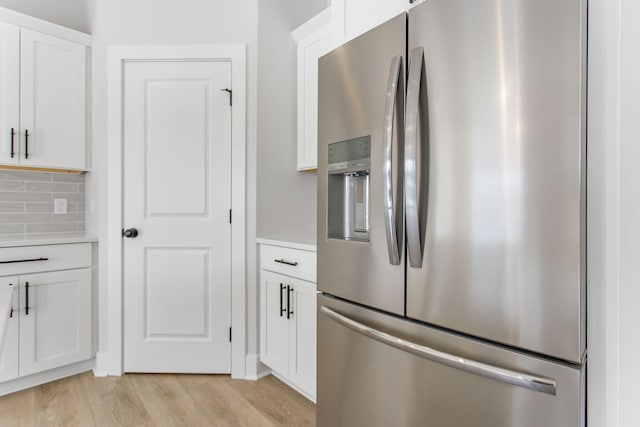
[[320, 305, 558, 396], [383, 55, 404, 266], [405, 47, 425, 268]]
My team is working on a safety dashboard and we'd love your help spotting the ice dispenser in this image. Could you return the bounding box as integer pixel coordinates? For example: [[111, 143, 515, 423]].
[[327, 136, 371, 242]]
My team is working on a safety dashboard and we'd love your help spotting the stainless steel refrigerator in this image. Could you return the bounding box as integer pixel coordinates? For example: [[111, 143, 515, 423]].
[[316, 0, 586, 425]]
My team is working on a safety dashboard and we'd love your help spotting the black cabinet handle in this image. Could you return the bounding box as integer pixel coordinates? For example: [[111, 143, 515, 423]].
[[286, 285, 294, 319], [274, 259, 298, 267], [279, 283, 286, 317], [10, 128, 15, 158], [25, 282, 30, 315], [24, 129, 29, 159], [9, 283, 13, 318], [0, 257, 48, 264]]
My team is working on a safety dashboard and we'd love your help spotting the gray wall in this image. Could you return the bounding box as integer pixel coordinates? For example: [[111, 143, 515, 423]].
[[0, 0, 88, 32], [0, 170, 85, 235], [256, 0, 328, 239]]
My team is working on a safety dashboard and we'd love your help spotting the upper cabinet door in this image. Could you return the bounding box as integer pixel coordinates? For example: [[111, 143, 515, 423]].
[[20, 29, 87, 170], [0, 22, 19, 165]]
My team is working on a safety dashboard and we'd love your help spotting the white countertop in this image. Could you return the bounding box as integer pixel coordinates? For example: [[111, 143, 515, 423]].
[[0, 285, 13, 356], [256, 234, 316, 252], [0, 233, 98, 248]]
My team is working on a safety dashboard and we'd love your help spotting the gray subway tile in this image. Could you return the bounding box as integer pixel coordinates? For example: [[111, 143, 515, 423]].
[[0, 170, 51, 181], [78, 183, 85, 193], [52, 213, 85, 223], [25, 202, 54, 213], [0, 224, 25, 235], [76, 203, 85, 213], [0, 202, 24, 213], [25, 182, 79, 193], [0, 192, 51, 202], [0, 213, 51, 224], [0, 181, 24, 192], [51, 173, 85, 183], [25, 223, 84, 233], [51, 193, 85, 202]]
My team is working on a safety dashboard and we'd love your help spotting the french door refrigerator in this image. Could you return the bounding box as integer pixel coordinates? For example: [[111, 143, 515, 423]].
[[316, 0, 586, 426]]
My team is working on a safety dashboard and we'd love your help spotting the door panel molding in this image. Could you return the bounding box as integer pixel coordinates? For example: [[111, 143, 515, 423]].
[[103, 45, 246, 378]]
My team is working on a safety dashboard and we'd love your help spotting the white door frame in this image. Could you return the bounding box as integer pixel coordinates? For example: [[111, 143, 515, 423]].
[[100, 45, 246, 378]]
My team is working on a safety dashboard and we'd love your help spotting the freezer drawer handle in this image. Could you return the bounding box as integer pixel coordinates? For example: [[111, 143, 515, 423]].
[[274, 259, 298, 267], [320, 306, 557, 395]]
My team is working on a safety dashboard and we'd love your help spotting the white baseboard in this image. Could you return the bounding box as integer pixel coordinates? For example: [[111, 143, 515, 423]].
[[245, 354, 271, 380], [0, 358, 95, 396], [271, 371, 316, 403]]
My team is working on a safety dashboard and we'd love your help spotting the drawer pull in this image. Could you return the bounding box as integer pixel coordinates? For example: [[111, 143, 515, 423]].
[[274, 259, 298, 267], [0, 257, 49, 264]]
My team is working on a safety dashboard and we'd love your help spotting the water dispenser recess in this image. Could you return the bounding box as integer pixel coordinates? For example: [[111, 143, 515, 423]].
[[327, 136, 371, 242]]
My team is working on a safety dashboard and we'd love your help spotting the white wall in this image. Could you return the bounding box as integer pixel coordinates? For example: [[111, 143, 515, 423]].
[[617, 0, 640, 424], [0, 0, 88, 32], [85, 0, 259, 374], [256, 0, 327, 240], [588, 0, 640, 424]]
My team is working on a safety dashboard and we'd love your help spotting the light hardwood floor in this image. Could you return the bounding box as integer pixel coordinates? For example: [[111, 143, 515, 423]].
[[0, 373, 316, 426]]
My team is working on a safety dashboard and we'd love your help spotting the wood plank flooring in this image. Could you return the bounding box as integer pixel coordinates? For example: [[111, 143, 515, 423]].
[[0, 373, 316, 427]]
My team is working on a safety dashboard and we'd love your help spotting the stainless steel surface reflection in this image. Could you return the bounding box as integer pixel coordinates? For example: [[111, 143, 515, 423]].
[[406, 0, 586, 364]]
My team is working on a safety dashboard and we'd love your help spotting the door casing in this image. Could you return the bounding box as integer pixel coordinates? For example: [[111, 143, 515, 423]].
[[102, 45, 247, 378]]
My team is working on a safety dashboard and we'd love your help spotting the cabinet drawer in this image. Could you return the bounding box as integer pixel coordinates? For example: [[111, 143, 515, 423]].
[[0, 243, 91, 276], [261, 244, 316, 282]]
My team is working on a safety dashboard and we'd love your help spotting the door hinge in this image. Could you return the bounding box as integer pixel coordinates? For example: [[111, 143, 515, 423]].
[[229, 326, 232, 342], [221, 88, 232, 106], [229, 209, 232, 224]]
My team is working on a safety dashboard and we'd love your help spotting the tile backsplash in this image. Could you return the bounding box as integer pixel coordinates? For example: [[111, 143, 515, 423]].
[[0, 170, 85, 236]]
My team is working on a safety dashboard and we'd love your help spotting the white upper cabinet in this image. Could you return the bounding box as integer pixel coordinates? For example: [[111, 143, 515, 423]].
[[292, 9, 331, 171], [19, 29, 87, 170], [0, 22, 19, 165], [0, 9, 90, 171], [334, 0, 414, 40]]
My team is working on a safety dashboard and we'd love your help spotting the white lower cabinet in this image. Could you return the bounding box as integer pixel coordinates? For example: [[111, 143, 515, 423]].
[[19, 269, 92, 376], [0, 243, 93, 384], [259, 243, 317, 401]]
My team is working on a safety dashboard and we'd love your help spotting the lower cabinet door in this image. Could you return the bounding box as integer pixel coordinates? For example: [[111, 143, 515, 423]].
[[289, 278, 317, 398], [0, 276, 19, 382], [19, 269, 91, 376], [260, 271, 290, 375]]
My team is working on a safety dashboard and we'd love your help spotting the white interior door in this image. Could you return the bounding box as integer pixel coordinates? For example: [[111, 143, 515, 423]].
[[123, 60, 232, 373]]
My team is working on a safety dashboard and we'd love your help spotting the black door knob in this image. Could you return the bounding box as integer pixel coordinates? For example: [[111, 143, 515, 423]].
[[123, 228, 139, 238]]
